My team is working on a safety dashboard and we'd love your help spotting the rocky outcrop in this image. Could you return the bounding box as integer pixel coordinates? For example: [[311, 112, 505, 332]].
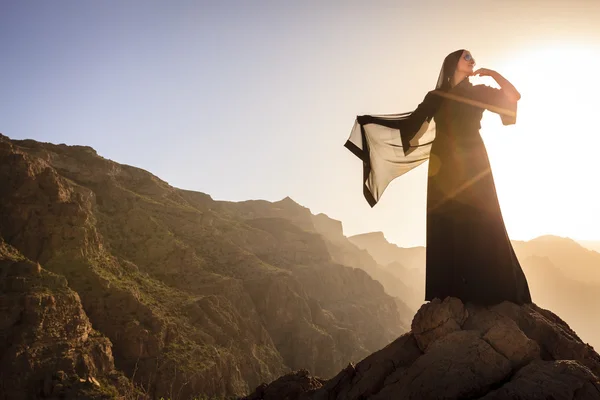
[[0, 238, 131, 399], [0, 133, 408, 398], [242, 297, 600, 400]]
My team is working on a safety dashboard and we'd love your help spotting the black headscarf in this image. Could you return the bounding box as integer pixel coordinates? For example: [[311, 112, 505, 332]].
[[436, 49, 466, 91]]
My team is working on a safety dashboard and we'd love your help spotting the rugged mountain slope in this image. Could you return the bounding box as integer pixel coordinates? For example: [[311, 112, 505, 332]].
[[217, 199, 416, 321], [0, 237, 131, 399], [242, 297, 600, 400], [0, 133, 407, 398], [348, 232, 426, 309], [310, 214, 418, 315], [348, 232, 426, 271]]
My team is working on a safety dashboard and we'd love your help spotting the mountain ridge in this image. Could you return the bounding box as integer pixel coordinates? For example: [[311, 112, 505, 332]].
[[0, 133, 410, 398]]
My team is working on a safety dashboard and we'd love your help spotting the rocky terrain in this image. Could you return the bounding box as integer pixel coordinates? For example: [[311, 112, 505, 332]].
[[0, 133, 412, 399], [242, 297, 600, 400], [0, 237, 133, 399]]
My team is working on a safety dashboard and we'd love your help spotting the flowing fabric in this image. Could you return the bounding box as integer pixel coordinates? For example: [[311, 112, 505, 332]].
[[343, 82, 517, 207], [344, 59, 532, 305], [344, 94, 438, 207]]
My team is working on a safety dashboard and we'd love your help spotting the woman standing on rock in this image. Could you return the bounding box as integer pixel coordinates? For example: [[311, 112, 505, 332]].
[[345, 49, 532, 306]]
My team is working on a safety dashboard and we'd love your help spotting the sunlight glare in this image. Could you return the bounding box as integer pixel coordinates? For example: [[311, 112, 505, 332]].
[[478, 43, 600, 241]]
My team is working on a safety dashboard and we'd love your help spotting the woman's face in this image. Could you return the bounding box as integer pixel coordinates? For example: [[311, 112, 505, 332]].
[[456, 50, 476, 75]]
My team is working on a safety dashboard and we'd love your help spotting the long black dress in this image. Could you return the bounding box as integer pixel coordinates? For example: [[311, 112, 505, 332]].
[[344, 79, 532, 306], [424, 80, 531, 305]]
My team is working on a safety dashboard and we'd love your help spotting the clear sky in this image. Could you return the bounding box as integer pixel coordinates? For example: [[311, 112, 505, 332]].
[[2, 0, 599, 247]]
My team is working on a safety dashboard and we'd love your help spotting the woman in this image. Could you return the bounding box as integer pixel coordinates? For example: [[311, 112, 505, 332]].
[[345, 49, 532, 306]]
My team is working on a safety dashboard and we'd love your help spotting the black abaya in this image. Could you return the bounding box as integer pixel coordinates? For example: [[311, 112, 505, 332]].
[[344, 78, 532, 306], [423, 79, 531, 305]]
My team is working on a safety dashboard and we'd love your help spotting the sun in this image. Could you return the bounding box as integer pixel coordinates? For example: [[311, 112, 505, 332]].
[[475, 43, 600, 241]]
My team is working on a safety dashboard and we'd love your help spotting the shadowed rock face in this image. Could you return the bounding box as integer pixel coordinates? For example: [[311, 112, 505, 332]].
[[0, 133, 408, 399], [241, 297, 600, 400], [0, 239, 132, 399]]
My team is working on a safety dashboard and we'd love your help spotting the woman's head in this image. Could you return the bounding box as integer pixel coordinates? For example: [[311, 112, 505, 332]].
[[437, 49, 476, 90], [455, 50, 476, 76]]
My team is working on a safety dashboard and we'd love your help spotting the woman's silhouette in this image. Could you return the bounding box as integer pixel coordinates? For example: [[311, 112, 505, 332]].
[[345, 49, 532, 306]]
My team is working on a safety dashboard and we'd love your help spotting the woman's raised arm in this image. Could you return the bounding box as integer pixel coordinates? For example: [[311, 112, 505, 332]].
[[473, 68, 521, 102]]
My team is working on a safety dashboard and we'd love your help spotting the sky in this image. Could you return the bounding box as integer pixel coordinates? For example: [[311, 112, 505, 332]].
[[1, 0, 599, 247]]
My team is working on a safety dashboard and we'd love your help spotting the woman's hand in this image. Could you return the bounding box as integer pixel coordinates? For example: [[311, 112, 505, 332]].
[[472, 68, 496, 77]]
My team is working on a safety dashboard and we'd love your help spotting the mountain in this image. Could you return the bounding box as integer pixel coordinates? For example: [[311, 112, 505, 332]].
[[348, 232, 426, 272], [202, 196, 415, 325], [512, 235, 600, 284], [242, 297, 600, 400], [577, 240, 600, 253], [348, 233, 426, 310], [0, 133, 409, 399], [308, 215, 419, 313]]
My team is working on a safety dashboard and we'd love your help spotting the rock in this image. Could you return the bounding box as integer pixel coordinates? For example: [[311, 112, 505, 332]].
[[483, 318, 540, 368], [372, 330, 511, 400], [491, 302, 600, 376], [479, 360, 600, 400], [242, 369, 324, 400], [411, 297, 468, 351], [462, 304, 541, 368], [310, 333, 422, 400], [87, 376, 101, 387]]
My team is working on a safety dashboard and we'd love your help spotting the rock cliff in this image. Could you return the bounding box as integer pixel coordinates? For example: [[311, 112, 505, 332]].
[[242, 297, 600, 400], [0, 237, 132, 399], [0, 133, 408, 398]]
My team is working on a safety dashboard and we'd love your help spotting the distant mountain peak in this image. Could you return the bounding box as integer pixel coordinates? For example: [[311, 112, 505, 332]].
[[530, 234, 576, 243], [528, 235, 589, 251], [274, 196, 307, 210], [350, 231, 387, 241]]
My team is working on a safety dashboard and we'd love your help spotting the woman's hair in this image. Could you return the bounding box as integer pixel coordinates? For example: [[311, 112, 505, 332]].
[[436, 49, 466, 91]]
